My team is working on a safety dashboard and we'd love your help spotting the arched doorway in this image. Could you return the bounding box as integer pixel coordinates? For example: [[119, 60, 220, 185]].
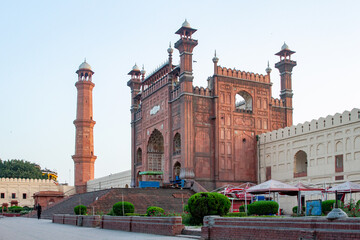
[[136, 171, 141, 187], [147, 129, 164, 180], [173, 162, 181, 180]]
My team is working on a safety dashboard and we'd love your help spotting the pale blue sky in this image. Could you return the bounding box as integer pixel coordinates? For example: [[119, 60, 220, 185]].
[[0, 1, 359, 184]]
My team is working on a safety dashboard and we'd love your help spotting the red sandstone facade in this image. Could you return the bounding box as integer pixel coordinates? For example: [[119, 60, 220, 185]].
[[128, 21, 296, 190], [72, 61, 97, 193]]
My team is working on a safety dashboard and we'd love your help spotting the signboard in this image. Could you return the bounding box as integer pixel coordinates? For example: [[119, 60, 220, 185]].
[[306, 199, 322, 216]]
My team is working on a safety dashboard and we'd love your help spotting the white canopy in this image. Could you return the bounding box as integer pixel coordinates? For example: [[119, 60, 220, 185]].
[[327, 181, 360, 193], [247, 179, 298, 194]]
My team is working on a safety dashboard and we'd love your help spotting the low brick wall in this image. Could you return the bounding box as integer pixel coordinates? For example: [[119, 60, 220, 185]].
[[131, 216, 184, 236], [82, 215, 101, 228], [201, 216, 360, 240], [52, 214, 184, 236], [101, 216, 132, 231], [52, 214, 64, 224], [63, 215, 77, 226]]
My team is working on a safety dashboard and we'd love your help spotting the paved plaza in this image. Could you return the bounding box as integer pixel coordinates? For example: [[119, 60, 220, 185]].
[[0, 217, 189, 240]]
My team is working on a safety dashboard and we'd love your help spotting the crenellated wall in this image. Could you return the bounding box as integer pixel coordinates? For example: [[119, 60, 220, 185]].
[[0, 178, 74, 207], [259, 108, 360, 143], [270, 97, 285, 107], [193, 86, 212, 96], [216, 66, 270, 83]]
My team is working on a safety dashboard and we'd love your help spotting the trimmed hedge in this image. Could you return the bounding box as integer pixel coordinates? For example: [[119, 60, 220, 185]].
[[125, 213, 146, 216], [113, 201, 135, 216], [74, 205, 87, 215], [146, 206, 165, 216], [187, 192, 231, 225], [8, 206, 23, 213], [224, 212, 247, 217], [292, 206, 306, 214], [239, 205, 246, 213], [322, 200, 336, 213], [247, 201, 278, 215]]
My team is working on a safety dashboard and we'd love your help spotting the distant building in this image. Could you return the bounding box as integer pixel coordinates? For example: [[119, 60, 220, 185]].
[[127, 20, 296, 190], [0, 178, 75, 207], [87, 170, 131, 192]]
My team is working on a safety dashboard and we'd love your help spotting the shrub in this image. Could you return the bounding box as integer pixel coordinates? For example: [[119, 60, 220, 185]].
[[74, 205, 87, 215], [112, 201, 134, 216], [187, 192, 231, 225], [224, 212, 247, 217], [322, 200, 336, 213], [356, 200, 360, 208], [247, 201, 278, 215], [239, 205, 248, 213], [182, 213, 198, 226], [292, 206, 305, 214], [214, 193, 231, 216], [8, 206, 23, 213], [146, 206, 165, 216], [107, 209, 114, 216], [183, 204, 189, 213]]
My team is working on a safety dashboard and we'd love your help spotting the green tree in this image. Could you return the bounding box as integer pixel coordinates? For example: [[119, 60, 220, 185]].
[[0, 159, 48, 179]]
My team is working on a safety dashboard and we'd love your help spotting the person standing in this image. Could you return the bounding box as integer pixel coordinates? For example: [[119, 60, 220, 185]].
[[36, 204, 42, 219]]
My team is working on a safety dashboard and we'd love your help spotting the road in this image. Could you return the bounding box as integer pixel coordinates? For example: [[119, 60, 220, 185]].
[[0, 216, 189, 240]]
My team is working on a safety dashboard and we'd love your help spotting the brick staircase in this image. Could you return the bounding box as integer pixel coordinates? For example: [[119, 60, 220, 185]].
[[37, 188, 194, 219], [89, 188, 194, 215], [34, 189, 111, 219]]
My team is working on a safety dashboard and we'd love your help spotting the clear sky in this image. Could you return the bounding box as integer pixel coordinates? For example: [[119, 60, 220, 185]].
[[0, 1, 359, 184]]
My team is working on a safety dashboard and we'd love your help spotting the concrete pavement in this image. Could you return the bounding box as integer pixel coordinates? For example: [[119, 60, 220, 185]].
[[0, 217, 189, 240]]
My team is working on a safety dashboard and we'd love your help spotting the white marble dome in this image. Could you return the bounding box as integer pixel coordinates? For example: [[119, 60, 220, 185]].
[[79, 61, 92, 71]]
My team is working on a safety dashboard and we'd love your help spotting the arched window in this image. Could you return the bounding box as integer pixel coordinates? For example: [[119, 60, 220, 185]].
[[173, 133, 181, 155], [235, 91, 252, 112], [136, 148, 142, 165], [294, 150, 307, 178]]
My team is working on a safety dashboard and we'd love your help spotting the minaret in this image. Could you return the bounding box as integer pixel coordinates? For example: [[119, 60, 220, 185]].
[[127, 64, 142, 187], [174, 19, 198, 92], [72, 60, 97, 194], [275, 43, 297, 127]]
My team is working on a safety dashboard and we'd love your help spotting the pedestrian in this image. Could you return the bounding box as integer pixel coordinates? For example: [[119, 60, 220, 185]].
[[36, 204, 42, 219]]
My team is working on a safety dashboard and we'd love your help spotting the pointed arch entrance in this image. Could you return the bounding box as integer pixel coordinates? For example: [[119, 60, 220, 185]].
[[136, 171, 141, 187], [173, 162, 181, 180], [147, 129, 164, 180]]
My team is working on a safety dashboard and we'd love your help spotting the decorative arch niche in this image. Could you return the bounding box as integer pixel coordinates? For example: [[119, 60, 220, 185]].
[[173, 133, 181, 155], [136, 148, 142, 165], [294, 150, 307, 178], [147, 129, 164, 176]]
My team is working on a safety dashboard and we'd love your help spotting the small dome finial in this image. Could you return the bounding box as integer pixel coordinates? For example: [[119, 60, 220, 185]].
[[79, 59, 92, 71], [281, 42, 289, 50], [212, 50, 219, 63], [167, 41, 173, 54], [182, 19, 191, 28], [265, 61, 272, 74], [132, 63, 140, 71]]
